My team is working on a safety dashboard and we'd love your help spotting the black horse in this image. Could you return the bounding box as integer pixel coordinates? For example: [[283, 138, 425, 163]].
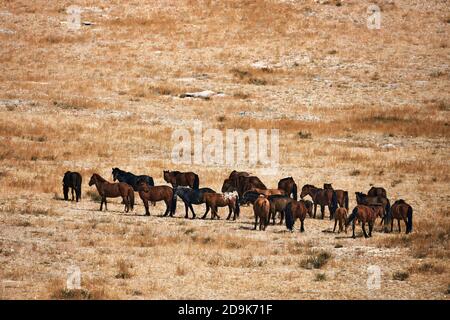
[[112, 168, 154, 191], [173, 187, 216, 219], [239, 191, 261, 206], [63, 171, 82, 202]]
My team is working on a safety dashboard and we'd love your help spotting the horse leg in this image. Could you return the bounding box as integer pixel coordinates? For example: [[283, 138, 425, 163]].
[[300, 219, 305, 232], [144, 200, 150, 216], [201, 204, 210, 219], [397, 219, 401, 233], [226, 204, 232, 220], [391, 219, 394, 233], [352, 222, 356, 239], [123, 196, 128, 213], [184, 203, 189, 219], [403, 218, 408, 234], [321, 205, 325, 219], [362, 222, 369, 238], [254, 215, 258, 230], [368, 221, 373, 237], [99, 197, 103, 211], [313, 204, 317, 219], [71, 188, 74, 201], [189, 204, 196, 219], [333, 219, 338, 233], [104, 198, 108, 211], [279, 210, 284, 225]]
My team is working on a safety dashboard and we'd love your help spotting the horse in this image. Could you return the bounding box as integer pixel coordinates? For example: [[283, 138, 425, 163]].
[[202, 191, 240, 220], [237, 175, 266, 197], [346, 205, 383, 238], [250, 187, 285, 197], [112, 167, 154, 191], [285, 200, 311, 232], [229, 170, 250, 181], [387, 199, 413, 234], [173, 186, 216, 219], [239, 191, 262, 206], [278, 177, 298, 200], [355, 192, 390, 224], [323, 183, 349, 210], [368, 186, 387, 198], [333, 207, 348, 233], [267, 194, 296, 225], [63, 171, 82, 202], [163, 170, 199, 189], [300, 184, 338, 220], [253, 195, 270, 231], [136, 179, 175, 217], [88, 174, 134, 212]]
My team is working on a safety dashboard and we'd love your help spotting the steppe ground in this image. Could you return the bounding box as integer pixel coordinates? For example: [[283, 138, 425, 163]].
[[0, 0, 449, 299]]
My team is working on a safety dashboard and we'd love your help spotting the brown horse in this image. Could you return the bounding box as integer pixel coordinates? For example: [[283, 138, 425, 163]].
[[388, 199, 413, 234], [285, 200, 311, 232], [368, 186, 387, 198], [250, 187, 285, 197], [202, 191, 240, 220], [267, 195, 296, 225], [300, 184, 338, 219], [253, 195, 270, 231], [333, 207, 348, 233], [163, 170, 199, 189], [346, 205, 383, 238], [323, 183, 349, 210], [221, 171, 250, 193], [237, 175, 266, 197], [355, 192, 390, 225], [88, 174, 134, 212], [278, 177, 298, 200], [136, 180, 175, 216]]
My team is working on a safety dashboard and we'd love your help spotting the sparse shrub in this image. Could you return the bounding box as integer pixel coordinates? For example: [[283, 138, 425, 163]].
[[175, 265, 187, 276], [298, 131, 312, 139], [350, 169, 361, 176], [87, 190, 102, 202], [115, 259, 132, 279], [392, 271, 409, 281], [334, 243, 343, 248], [300, 250, 332, 269], [217, 115, 227, 122], [314, 273, 327, 281]]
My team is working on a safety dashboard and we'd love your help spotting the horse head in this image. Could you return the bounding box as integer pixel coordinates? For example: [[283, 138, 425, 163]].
[[88, 174, 97, 186]]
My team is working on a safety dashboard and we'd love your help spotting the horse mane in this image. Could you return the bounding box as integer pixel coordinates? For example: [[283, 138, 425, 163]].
[[93, 173, 107, 182], [395, 199, 406, 204]]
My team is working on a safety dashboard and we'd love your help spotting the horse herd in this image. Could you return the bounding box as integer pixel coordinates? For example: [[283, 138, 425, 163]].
[[62, 168, 414, 239]]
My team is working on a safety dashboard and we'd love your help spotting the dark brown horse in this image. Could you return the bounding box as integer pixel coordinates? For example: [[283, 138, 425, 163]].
[[300, 184, 338, 219], [323, 183, 348, 210], [163, 170, 199, 190], [250, 187, 285, 197], [346, 205, 383, 238], [355, 192, 390, 225], [368, 186, 387, 198], [202, 191, 240, 220], [221, 171, 250, 193], [387, 199, 413, 234], [267, 194, 296, 225], [278, 177, 298, 200], [333, 207, 348, 233], [253, 195, 270, 231], [63, 171, 82, 202], [88, 174, 134, 212], [237, 175, 266, 197], [136, 180, 175, 217], [285, 200, 311, 232]]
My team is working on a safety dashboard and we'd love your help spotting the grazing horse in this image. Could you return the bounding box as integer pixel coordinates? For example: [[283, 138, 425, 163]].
[[267, 195, 296, 225], [253, 195, 270, 231], [136, 179, 175, 217], [355, 192, 390, 224], [163, 170, 199, 190], [88, 174, 134, 212], [300, 184, 338, 220], [387, 199, 413, 234], [346, 205, 383, 238], [112, 167, 154, 191], [237, 176, 266, 197], [250, 187, 285, 197], [173, 187, 216, 219], [278, 177, 298, 200], [285, 200, 311, 232], [333, 207, 348, 233], [63, 171, 82, 202], [202, 191, 240, 220], [323, 183, 349, 210], [221, 178, 237, 193], [368, 186, 387, 198]]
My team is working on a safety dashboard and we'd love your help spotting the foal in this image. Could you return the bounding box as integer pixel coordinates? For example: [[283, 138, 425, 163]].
[[333, 207, 348, 233], [88, 174, 134, 212], [202, 191, 240, 220], [253, 195, 270, 231]]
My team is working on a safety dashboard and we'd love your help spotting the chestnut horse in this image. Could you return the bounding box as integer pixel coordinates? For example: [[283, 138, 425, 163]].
[[285, 200, 312, 232], [250, 187, 285, 197], [300, 184, 338, 220], [323, 183, 348, 210], [278, 177, 298, 200], [253, 195, 270, 231], [333, 207, 348, 233], [346, 205, 383, 238], [387, 199, 413, 234], [136, 180, 175, 217], [88, 174, 134, 212], [202, 191, 240, 220], [163, 170, 199, 190]]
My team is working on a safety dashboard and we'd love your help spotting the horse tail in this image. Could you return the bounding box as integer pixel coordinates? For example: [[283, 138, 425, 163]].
[[331, 191, 338, 219], [148, 176, 154, 187], [129, 188, 134, 211], [344, 191, 349, 210], [385, 198, 391, 224], [292, 182, 298, 201], [347, 207, 358, 226], [285, 202, 294, 231], [193, 174, 199, 190], [407, 206, 413, 233]]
